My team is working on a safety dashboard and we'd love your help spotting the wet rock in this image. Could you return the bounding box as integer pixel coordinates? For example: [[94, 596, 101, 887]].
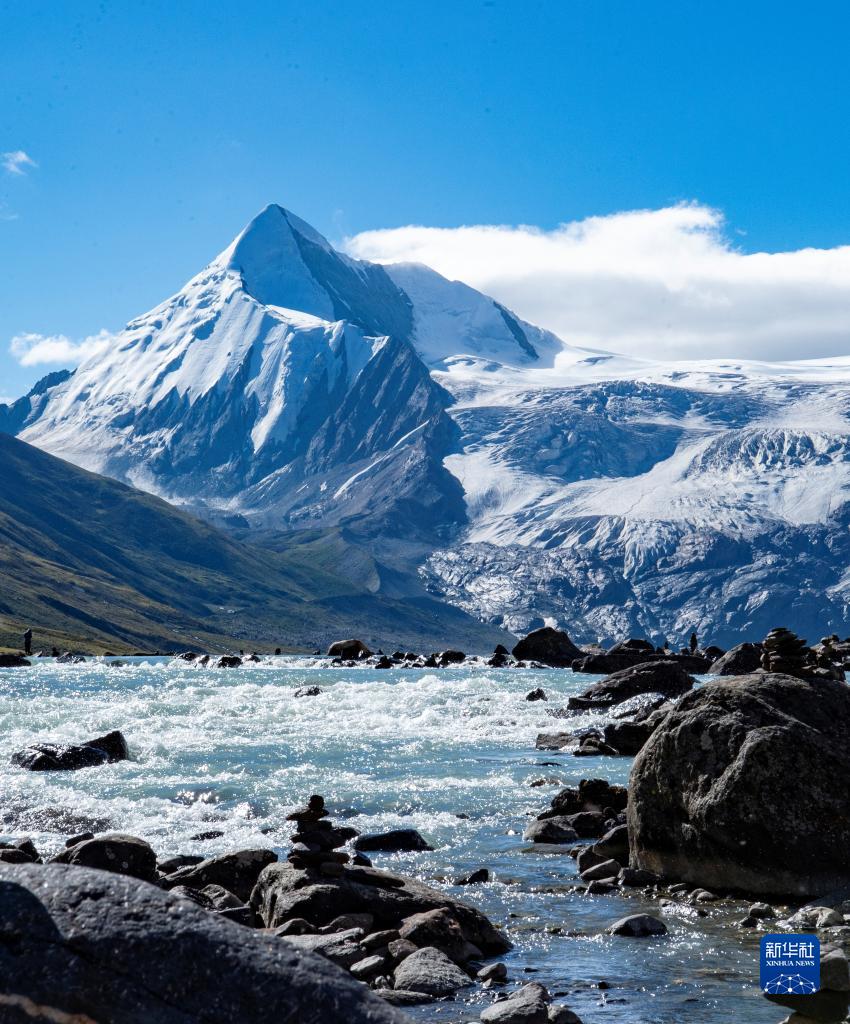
[[161, 849, 277, 903], [353, 829, 433, 853], [576, 847, 607, 873], [56, 652, 86, 664], [580, 858, 622, 881], [375, 656, 394, 669], [586, 880, 617, 895], [50, 833, 157, 882], [0, 863, 407, 1023], [571, 661, 694, 709], [11, 729, 129, 772], [608, 914, 667, 937], [629, 673, 850, 897], [0, 653, 30, 667], [512, 628, 583, 667], [480, 981, 550, 1023], [439, 650, 466, 665], [749, 902, 775, 920], [294, 685, 322, 697], [478, 962, 508, 983], [523, 817, 579, 844], [216, 655, 242, 668], [535, 732, 571, 750], [457, 868, 490, 885], [821, 944, 850, 991], [190, 830, 224, 841], [618, 867, 660, 887], [376, 988, 435, 1006], [526, 688, 548, 702], [393, 946, 472, 996], [709, 642, 762, 676], [328, 639, 372, 660], [157, 853, 204, 874], [0, 839, 40, 863]]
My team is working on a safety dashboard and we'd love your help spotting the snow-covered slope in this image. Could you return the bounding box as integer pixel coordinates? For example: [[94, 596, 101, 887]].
[[16, 204, 850, 644]]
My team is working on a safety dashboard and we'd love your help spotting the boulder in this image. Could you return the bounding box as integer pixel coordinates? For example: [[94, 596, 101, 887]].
[[602, 719, 655, 755], [160, 849, 277, 902], [294, 685, 322, 697], [0, 653, 30, 667], [512, 628, 583, 667], [392, 946, 472, 996], [480, 982, 550, 1023], [523, 817, 579, 844], [525, 688, 548, 702], [279, 927, 366, 969], [709, 642, 762, 676], [353, 829, 433, 852], [592, 824, 629, 864], [0, 863, 406, 1023], [50, 833, 157, 882], [398, 907, 470, 962], [608, 913, 667, 937], [252, 860, 509, 955], [629, 673, 850, 896], [571, 661, 694, 709], [215, 655, 242, 668], [11, 730, 128, 771], [327, 639, 372, 659]]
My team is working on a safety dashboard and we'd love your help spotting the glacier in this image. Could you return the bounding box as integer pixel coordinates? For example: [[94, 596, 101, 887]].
[[13, 203, 850, 646]]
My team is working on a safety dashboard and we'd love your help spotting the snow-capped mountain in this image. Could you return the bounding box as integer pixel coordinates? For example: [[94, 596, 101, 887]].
[[14, 204, 850, 645]]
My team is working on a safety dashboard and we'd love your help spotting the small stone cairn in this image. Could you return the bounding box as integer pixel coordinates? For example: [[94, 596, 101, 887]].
[[286, 795, 357, 877]]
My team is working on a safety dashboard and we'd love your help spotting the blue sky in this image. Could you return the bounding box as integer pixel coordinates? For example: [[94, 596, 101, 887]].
[[3, 0, 850, 397]]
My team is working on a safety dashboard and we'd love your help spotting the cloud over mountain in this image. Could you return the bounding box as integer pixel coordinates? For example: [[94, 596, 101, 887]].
[[345, 203, 850, 362]]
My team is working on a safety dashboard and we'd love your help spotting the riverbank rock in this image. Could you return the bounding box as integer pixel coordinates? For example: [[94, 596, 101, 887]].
[[50, 833, 157, 882], [251, 860, 510, 954], [0, 863, 407, 1023], [393, 945, 472, 996], [512, 627, 583, 667], [629, 673, 850, 896], [328, 639, 372, 659], [11, 730, 129, 771], [160, 848, 277, 902], [709, 642, 762, 675], [570, 661, 694, 709], [608, 913, 667, 937]]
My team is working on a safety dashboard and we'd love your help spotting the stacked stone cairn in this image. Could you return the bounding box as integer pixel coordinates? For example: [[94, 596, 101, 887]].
[[286, 795, 358, 877], [760, 627, 844, 680]]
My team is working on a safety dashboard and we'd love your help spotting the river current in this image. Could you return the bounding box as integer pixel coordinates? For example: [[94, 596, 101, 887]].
[[0, 657, 784, 1023]]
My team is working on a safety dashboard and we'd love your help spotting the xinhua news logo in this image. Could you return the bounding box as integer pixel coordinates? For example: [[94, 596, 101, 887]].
[[760, 933, 820, 994]]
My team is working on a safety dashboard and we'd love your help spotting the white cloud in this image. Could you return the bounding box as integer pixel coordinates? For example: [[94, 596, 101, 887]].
[[2, 150, 37, 176], [9, 329, 112, 367], [344, 203, 850, 362]]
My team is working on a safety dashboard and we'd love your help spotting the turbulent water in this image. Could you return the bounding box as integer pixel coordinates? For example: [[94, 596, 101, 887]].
[[1, 658, 784, 1023]]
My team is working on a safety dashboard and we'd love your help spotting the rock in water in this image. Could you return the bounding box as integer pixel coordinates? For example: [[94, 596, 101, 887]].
[[0, 863, 407, 1024], [327, 639, 372, 659], [709, 642, 762, 675], [11, 730, 129, 771], [629, 673, 850, 896], [512, 627, 583, 667], [352, 829, 433, 852], [571, 661, 694, 708], [0, 654, 30, 667]]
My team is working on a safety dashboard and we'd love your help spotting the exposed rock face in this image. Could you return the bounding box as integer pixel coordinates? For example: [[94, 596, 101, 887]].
[[629, 673, 850, 896], [709, 642, 762, 675], [570, 661, 694, 709], [0, 863, 407, 1024], [511, 627, 583, 667], [251, 860, 510, 955], [328, 639, 372, 659], [11, 730, 129, 771]]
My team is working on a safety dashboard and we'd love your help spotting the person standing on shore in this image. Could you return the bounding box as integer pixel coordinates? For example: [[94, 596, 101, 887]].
[[23, 627, 32, 655], [689, 631, 698, 654]]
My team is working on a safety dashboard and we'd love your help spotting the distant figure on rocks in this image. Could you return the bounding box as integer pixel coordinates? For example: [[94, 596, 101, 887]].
[[23, 628, 32, 655], [689, 631, 698, 654]]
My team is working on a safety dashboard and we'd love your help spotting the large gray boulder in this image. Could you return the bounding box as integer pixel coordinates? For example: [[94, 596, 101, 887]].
[[571, 661, 694, 709], [0, 863, 407, 1024], [511, 627, 583, 667], [160, 848, 277, 902], [251, 860, 509, 955], [628, 673, 850, 897], [708, 642, 762, 676]]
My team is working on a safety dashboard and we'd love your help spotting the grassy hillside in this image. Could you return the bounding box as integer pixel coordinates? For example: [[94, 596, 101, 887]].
[[0, 434, 509, 653]]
